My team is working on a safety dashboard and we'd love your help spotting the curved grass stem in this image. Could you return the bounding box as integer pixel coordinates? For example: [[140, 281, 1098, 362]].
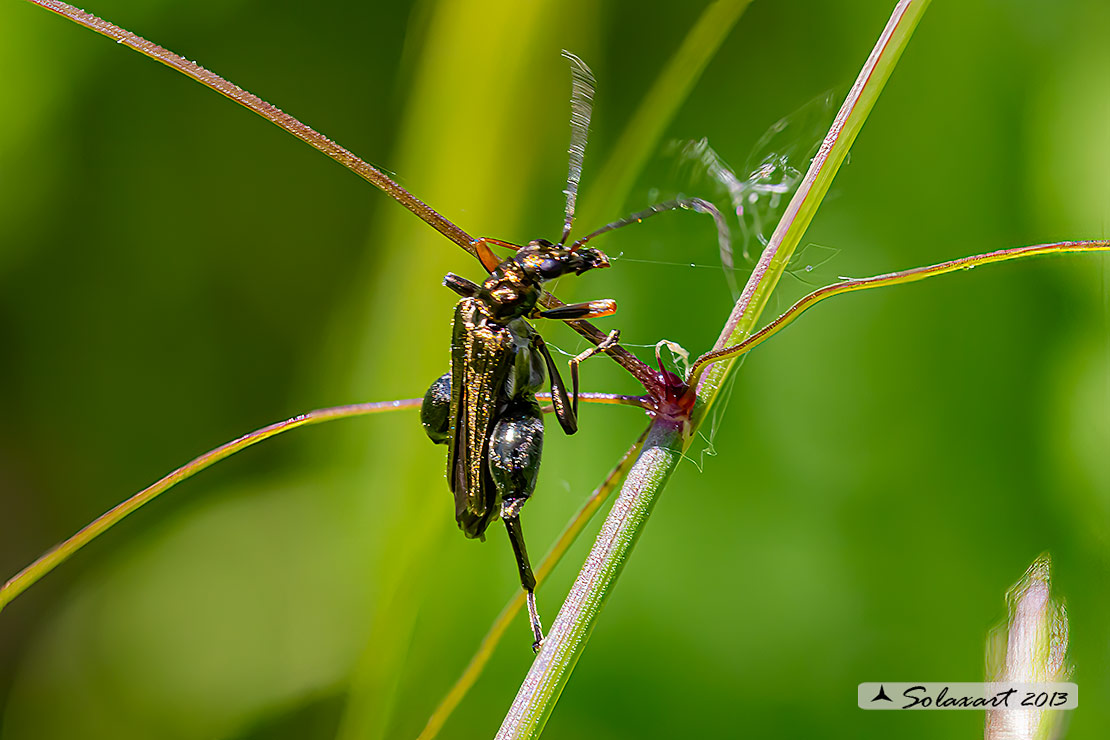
[[0, 392, 638, 615], [0, 400, 419, 613], [687, 239, 1110, 385]]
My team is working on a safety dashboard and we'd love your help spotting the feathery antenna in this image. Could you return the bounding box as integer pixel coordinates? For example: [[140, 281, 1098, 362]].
[[560, 51, 596, 245]]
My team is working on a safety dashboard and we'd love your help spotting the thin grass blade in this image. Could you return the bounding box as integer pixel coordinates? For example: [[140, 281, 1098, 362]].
[[584, 0, 753, 223], [0, 400, 420, 613]]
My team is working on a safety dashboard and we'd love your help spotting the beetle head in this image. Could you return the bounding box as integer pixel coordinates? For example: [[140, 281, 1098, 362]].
[[518, 239, 609, 283]]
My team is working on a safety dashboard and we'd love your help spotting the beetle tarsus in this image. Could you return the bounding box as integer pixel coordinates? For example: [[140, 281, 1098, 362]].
[[504, 513, 545, 650], [526, 590, 545, 652], [569, 329, 621, 415]]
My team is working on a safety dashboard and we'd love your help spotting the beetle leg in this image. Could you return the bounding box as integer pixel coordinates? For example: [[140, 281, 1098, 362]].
[[533, 334, 577, 435], [536, 298, 617, 321], [420, 372, 452, 444], [443, 273, 481, 298], [569, 329, 620, 416], [503, 514, 543, 651], [471, 237, 522, 272], [535, 297, 617, 321], [489, 398, 545, 650]]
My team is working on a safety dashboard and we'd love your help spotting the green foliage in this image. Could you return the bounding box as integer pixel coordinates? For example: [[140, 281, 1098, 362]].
[[1, 1, 1108, 739]]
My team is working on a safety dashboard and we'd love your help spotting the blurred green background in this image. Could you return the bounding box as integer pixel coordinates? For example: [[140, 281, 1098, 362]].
[[1, 0, 1108, 738]]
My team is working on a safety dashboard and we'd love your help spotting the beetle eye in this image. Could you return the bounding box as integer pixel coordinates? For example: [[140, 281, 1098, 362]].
[[538, 259, 563, 278]]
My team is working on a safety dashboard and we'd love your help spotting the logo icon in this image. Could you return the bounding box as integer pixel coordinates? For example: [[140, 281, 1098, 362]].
[[871, 685, 893, 703]]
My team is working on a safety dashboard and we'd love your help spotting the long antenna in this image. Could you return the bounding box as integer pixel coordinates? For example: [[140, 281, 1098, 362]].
[[572, 196, 727, 247], [559, 51, 596, 245], [572, 197, 736, 297]]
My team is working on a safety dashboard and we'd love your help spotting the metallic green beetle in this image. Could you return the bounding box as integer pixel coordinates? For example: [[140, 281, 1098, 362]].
[[420, 53, 729, 650], [420, 237, 614, 649]]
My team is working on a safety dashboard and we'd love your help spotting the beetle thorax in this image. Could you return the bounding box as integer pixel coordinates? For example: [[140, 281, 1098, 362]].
[[481, 261, 542, 320], [476, 239, 609, 321]]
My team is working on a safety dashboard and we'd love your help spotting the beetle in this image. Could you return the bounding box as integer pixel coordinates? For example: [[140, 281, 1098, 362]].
[[417, 54, 725, 649], [419, 238, 614, 650]]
